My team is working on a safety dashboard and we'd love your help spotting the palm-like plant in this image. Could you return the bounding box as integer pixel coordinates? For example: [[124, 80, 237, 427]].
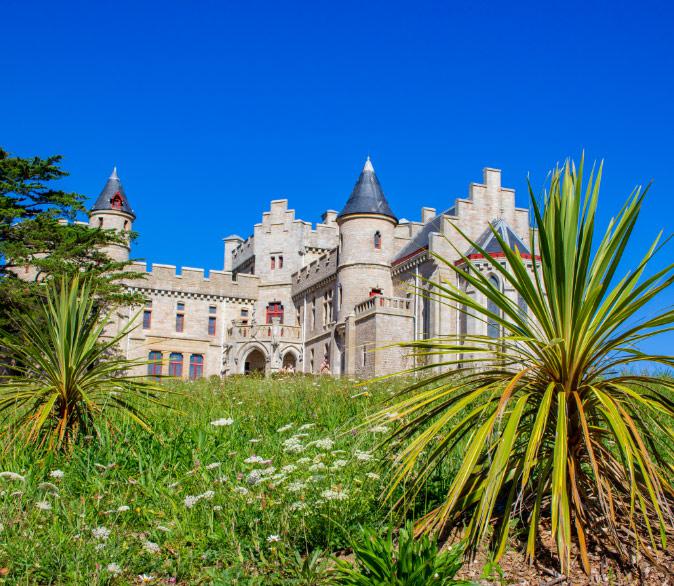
[[0, 275, 168, 451], [371, 158, 674, 573]]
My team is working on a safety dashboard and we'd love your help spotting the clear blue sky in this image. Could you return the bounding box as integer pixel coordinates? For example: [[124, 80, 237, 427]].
[[3, 0, 674, 355]]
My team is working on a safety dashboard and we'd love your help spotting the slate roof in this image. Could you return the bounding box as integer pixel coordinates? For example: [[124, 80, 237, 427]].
[[91, 167, 135, 218], [338, 158, 397, 221], [392, 207, 455, 264], [465, 218, 531, 258]]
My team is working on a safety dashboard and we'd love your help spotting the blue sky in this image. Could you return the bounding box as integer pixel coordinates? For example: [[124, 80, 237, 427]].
[[3, 0, 674, 355]]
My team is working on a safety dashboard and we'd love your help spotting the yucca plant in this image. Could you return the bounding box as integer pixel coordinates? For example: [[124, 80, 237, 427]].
[[371, 157, 674, 573], [0, 274, 168, 451]]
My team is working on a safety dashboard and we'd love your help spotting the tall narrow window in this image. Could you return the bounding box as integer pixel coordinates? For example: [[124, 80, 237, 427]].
[[143, 300, 152, 330], [98, 217, 104, 228], [310, 348, 315, 372], [278, 255, 284, 269], [270, 256, 276, 270], [148, 351, 162, 378], [208, 316, 217, 335], [487, 275, 501, 339], [189, 354, 204, 380], [266, 302, 284, 324], [311, 298, 316, 330], [168, 352, 183, 377], [338, 285, 343, 309], [374, 231, 382, 249], [176, 301, 185, 333]]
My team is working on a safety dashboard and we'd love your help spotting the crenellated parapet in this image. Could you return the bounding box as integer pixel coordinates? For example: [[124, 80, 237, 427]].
[[124, 262, 258, 302], [290, 248, 338, 298]]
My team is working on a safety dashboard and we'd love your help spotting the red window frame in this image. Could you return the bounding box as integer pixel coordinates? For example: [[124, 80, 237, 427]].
[[369, 288, 383, 297], [208, 316, 216, 335], [266, 302, 284, 324], [168, 352, 183, 377], [189, 354, 204, 380], [374, 231, 382, 249], [270, 256, 276, 270], [148, 351, 162, 378], [111, 192, 123, 210]]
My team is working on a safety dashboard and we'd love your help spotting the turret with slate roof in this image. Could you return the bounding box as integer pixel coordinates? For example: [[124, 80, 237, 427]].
[[337, 157, 397, 222], [88, 167, 135, 262]]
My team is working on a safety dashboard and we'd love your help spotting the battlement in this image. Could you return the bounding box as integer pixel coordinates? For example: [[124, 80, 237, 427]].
[[291, 248, 338, 297], [125, 261, 258, 300]]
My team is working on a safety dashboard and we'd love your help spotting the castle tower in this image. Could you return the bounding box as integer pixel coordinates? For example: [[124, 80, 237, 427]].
[[336, 157, 397, 321], [89, 167, 135, 262]]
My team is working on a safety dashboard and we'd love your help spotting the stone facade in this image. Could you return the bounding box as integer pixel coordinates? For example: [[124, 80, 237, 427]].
[[86, 160, 535, 379]]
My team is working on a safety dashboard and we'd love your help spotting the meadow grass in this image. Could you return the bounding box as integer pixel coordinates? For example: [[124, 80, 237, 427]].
[[0, 375, 418, 585]]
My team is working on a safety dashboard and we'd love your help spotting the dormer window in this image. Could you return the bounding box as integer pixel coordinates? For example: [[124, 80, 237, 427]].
[[110, 192, 123, 210], [374, 231, 382, 249]]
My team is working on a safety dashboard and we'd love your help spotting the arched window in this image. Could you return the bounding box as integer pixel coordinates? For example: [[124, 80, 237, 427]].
[[110, 192, 123, 210], [487, 275, 501, 339], [98, 217, 104, 228], [168, 352, 183, 377], [374, 231, 382, 249], [148, 351, 162, 378], [189, 354, 204, 380]]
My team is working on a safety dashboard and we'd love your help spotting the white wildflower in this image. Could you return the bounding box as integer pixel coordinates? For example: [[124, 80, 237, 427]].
[[234, 486, 249, 495], [143, 540, 160, 554], [276, 424, 293, 433], [38, 482, 59, 493], [369, 425, 390, 434], [290, 501, 306, 511], [313, 438, 334, 450], [201, 490, 215, 500], [298, 423, 315, 431], [281, 464, 297, 474], [309, 462, 326, 471], [106, 563, 122, 575], [49, 470, 65, 479], [296, 457, 311, 465], [117, 505, 130, 512], [138, 573, 156, 582], [282, 437, 305, 453], [205, 462, 221, 470], [355, 450, 374, 461], [0, 471, 25, 482], [213, 505, 223, 511], [244, 455, 267, 464], [331, 459, 348, 469], [35, 500, 52, 511], [286, 481, 306, 492], [366, 472, 381, 480], [246, 470, 263, 486], [321, 488, 348, 501], [157, 525, 171, 532], [92, 526, 111, 541], [385, 412, 400, 420], [267, 534, 281, 543], [210, 418, 234, 427], [249, 438, 261, 443], [184, 495, 200, 508]]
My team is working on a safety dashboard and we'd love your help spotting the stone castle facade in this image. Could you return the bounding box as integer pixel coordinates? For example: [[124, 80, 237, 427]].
[[91, 159, 535, 379]]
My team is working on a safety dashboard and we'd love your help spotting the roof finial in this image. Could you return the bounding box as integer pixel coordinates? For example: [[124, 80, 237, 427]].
[[110, 166, 118, 180], [363, 156, 374, 173]]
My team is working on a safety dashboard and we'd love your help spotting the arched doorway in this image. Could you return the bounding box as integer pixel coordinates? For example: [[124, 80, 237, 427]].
[[282, 351, 297, 372], [244, 348, 266, 374]]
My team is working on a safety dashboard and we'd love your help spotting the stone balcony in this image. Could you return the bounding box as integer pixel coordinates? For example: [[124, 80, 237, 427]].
[[227, 320, 302, 341], [353, 295, 412, 318]]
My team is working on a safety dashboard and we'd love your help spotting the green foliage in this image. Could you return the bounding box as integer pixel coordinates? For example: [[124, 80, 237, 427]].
[[333, 521, 474, 585], [0, 147, 142, 330], [370, 156, 674, 574], [0, 275, 168, 451]]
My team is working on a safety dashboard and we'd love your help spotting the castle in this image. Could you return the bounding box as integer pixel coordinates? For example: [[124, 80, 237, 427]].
[[92, 159, 534, 379]]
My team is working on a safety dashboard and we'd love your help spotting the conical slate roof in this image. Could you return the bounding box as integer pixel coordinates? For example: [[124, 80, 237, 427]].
[[91, 167, 135, 218], [338, 158, 397, 222], [466, 218, 531, 257]]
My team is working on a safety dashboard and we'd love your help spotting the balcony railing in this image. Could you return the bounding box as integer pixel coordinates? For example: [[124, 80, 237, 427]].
[[227, 321, 302, 341], [354, 295, 412, 316]]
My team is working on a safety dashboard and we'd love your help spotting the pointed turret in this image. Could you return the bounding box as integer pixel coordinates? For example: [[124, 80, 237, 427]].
[[91, 166, 135, 219], [337, 157, 397, 222]]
